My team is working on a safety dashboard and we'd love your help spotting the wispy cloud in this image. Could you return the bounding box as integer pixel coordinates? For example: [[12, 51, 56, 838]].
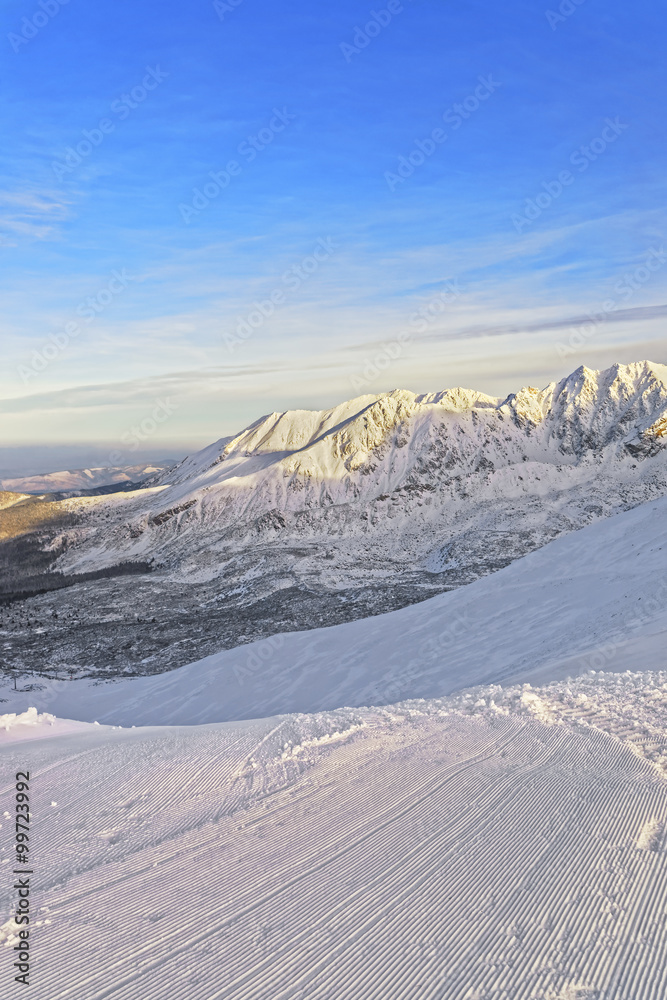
[[419, 303, 667, 344], [0, 189, 71, 245], [0, 362, 317, 415]]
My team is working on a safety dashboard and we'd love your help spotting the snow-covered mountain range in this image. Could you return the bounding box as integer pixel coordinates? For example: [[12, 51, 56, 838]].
[[0, 461, 174, 495], [1, 360, 666, 675], [54, 360, 667, 587]]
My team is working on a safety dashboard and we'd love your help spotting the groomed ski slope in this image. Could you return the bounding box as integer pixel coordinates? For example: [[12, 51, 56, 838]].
[[4, 675, 667, 1000], [2, 494, 665, 726]]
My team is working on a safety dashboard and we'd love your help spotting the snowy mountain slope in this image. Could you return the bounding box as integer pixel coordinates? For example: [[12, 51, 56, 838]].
[[55, 362, 666, 563], [50, 361, 667, 576], [0, 492, 30, 511], [83, 360, 667, 504], [5, 675, 667, 1000], [3, 493, 665, 725], [2, 360, 667, 677]]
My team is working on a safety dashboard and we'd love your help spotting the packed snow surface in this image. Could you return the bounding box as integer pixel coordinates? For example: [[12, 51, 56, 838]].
[[0, 493, 664, 998], [3, 671, 667, 999]]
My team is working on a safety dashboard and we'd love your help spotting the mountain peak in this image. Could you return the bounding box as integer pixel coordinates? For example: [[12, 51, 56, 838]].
[[160, 361, 667, 493]]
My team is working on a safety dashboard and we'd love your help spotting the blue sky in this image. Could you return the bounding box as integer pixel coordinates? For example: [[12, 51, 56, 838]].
[[1, 0, 666, 473]]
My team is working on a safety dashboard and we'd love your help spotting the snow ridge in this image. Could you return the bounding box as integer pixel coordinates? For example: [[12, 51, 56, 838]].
[[57, 360, 667, 582], [160, 360, 667, 494]]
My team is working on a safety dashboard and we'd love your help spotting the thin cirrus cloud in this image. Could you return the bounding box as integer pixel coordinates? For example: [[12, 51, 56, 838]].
[[0, 189, 71, 245], [419, 303, 667, 344], [0, 366, 292, 416]]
